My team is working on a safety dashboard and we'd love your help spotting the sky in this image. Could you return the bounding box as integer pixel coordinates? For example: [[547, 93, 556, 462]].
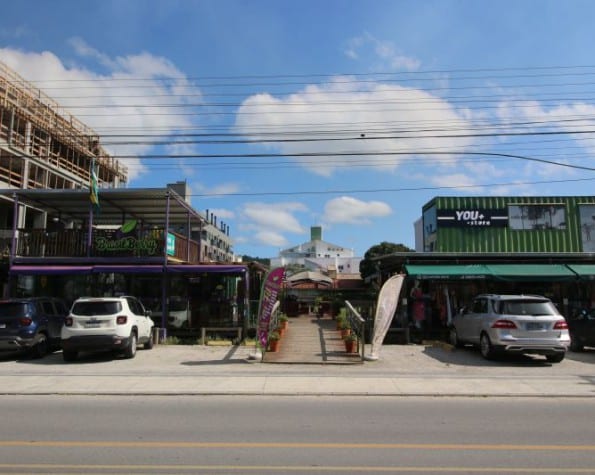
[[2, 0, 595, 259]]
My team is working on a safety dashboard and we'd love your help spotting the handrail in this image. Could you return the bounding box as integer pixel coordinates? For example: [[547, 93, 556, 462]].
[[345, 300, 366, 361]]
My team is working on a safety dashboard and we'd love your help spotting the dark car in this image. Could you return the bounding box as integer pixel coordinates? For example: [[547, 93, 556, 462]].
[[567, 308, 595, 352], [0, 297, 69, 358]]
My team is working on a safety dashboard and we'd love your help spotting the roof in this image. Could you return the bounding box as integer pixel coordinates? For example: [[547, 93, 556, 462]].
[[0, 187, 205, 227], [286, 271, 333, 286]]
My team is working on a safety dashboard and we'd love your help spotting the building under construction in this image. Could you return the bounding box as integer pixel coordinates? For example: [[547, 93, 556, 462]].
[[0, 60, 127, 229]]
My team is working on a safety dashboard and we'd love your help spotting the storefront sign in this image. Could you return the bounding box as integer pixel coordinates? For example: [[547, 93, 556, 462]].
[[94, 236, 159, 255], [437, 209, 508, 228], [166, 233, 176, 255]]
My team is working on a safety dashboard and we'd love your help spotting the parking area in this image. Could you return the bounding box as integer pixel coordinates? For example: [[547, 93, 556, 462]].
[[0, 342, 593, 396]]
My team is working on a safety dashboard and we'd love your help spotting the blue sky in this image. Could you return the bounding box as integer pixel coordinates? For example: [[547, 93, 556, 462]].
[[2, 0, 595, 259]]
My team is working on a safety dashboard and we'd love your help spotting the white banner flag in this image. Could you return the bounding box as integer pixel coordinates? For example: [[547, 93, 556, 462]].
[[367, 274, 405, 360]]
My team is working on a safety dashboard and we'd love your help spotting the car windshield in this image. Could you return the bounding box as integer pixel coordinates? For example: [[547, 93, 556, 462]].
[[169, 299, 187, 312], [0, 303, 32, 318], [72, 301, 122, 316], [498, 300, 557, 316]]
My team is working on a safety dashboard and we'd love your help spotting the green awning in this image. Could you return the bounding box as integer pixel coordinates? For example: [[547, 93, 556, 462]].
[[484, 264, 576, 282], [404, 264, 489, 280], [404, 263, 578, 282], [566, 264, 595, 280]]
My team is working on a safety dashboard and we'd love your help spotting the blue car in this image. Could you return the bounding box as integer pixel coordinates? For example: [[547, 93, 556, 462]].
[[0, 297, 69, 358]]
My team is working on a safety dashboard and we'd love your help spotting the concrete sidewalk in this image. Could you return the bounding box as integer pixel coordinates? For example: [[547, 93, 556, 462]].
[[0, 340, 594, 397]]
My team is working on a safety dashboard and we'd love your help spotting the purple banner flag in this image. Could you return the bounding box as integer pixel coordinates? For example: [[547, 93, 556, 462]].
[[256, 267, 285, 348]]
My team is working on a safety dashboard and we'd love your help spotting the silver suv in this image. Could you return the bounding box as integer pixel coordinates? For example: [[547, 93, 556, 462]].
[[449, 294, 569, 362], [61, 296, 154, 362]]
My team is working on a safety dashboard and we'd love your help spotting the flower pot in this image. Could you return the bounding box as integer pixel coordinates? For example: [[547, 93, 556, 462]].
[[344, 339, 357, 353], [341, 328, 351, 338], [268, 339, 280, 352]]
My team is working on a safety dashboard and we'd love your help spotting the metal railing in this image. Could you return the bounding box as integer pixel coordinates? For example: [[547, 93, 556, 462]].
[[345, 300, 366, 360]]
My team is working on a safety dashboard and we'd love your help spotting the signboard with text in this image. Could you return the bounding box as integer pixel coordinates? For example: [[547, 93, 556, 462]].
[[437, 209, 509, 228]]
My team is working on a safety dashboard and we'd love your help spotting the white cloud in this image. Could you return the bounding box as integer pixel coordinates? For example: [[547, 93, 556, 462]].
[[241, 202, 307, 234], [253, 230, 289, 247], [208, 208, 235, 220], [193, 181, 242, 197], [344, 32, 421, 71], [427, 173, 484, 192], [234, 79, 476, 177], [0, 42, 203, 182], [323, 196, 392, 224]]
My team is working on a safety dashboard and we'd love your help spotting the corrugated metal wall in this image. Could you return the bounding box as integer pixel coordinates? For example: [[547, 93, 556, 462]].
[[429, 196, 595, 252]]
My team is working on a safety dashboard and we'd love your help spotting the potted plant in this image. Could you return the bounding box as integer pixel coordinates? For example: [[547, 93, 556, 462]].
[[267, 330, 281, 352], [343, 333, 358, 353], [278, 313, 289, 330], [335, 314, 347, 330], [339, 319, 351, 338]]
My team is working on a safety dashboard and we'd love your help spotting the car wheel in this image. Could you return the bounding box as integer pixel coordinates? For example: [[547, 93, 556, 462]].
[[569, 333, 584, 352], [143, 333, 154, 350], [546, 353, 565, 363], [124, 332, 137, 359], [480, 333, 496, 360], [449, 327, 463, 348], [62, 350, 78, 362], [30, 333, 48, 359]]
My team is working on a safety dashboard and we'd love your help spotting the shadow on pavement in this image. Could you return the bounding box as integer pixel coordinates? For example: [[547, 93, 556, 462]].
[[422, 345, 562, 367]]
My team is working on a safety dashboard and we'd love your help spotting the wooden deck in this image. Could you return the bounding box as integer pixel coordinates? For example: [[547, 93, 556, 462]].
[[263, 314, 363, 365]]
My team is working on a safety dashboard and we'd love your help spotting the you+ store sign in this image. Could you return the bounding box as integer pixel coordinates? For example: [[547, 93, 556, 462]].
[[437, 209, 509, 228]]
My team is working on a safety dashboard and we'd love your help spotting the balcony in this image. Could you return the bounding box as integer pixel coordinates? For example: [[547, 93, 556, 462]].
[[2, 228, 200, 263]]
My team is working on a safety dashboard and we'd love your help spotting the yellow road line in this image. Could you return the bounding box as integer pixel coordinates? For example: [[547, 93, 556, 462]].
[[0, 441, 594, 451], [0, 464, 594, 473]]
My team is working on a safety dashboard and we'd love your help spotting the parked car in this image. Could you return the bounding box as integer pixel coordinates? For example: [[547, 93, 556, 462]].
[[0, 297, 69, 358], [61, 296, 154, 362], [149, 296, 190, 329], [449, 294, 569, 362], [566, 308, 595, 352]]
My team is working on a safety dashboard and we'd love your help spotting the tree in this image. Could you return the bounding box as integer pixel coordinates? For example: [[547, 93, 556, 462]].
[[240, 255, 270, 267], [359, 242, 414, 281]]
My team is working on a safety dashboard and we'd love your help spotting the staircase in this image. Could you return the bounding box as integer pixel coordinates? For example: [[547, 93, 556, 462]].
[[263, 314, 362, 364]]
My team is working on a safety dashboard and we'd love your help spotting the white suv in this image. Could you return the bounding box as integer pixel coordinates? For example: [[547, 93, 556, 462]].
[[450, 294, 569, 362], [61, 296, 154, 362]]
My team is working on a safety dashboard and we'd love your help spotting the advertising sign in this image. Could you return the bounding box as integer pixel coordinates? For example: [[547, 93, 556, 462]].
[[166, 233, 176, 256], [256, 267, 285, 349], [367, 274, 405, 360], [437, 209, 508, 228]]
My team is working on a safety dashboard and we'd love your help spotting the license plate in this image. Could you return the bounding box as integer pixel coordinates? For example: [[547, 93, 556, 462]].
[[526, 322, 545, 331], [0, 323, 5, 328], [85, 321, 101, 328]]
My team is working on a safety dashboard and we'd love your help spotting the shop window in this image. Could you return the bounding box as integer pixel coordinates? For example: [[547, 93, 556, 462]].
[[508, 204, 566, 230]]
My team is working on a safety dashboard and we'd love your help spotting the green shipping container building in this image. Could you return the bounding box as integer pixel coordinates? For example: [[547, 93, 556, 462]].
[[422, 196, 595, 253]]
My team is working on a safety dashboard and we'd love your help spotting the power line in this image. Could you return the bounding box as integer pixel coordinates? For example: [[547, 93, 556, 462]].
[[189, 177, 595, 198]]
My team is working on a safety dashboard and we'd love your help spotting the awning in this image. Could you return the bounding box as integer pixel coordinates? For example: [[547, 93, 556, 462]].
[[9, 264, 247, 275], [166, 264, 247, 274], [287, 271, 333, 286], [404, 263, 578, 282], [9, 265, 93, 275], [404, 264, 489, 280], [566, 264, 595, 280], [484, 264, 576, 282], [92, 265, 164, 274]]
